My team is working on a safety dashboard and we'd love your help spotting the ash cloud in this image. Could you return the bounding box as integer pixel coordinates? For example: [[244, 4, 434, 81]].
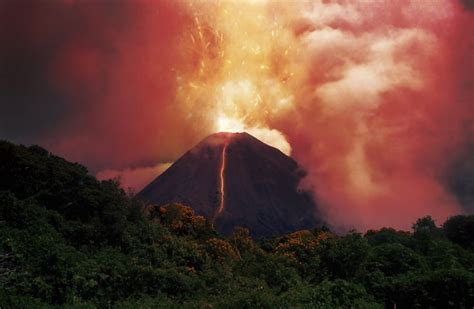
[[276, 0, 474, 230], [0, 0, 197, 173], [0, 0, 472, 231]]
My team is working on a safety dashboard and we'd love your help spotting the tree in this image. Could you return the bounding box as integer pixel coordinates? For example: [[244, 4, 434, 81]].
[[366, 243, 426, 276], [413, 216, 439, 235], [317, 232, 369, 280], [443, 215, 474, 250]]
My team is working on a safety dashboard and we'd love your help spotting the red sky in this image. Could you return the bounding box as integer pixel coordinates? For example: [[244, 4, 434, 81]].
[[1, 0, 473, 231]]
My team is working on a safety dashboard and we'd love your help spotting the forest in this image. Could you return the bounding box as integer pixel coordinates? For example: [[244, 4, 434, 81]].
[[0, 140, 473, 308]]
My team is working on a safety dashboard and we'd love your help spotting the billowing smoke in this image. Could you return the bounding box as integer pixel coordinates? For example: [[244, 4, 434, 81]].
[[1, 0, 200, 172], [277, 0, 474, 230], [174, 0, 473, 230], [1, 0, 472, 231]]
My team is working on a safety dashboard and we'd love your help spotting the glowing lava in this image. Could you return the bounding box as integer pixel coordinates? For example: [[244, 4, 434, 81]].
[[214, 140, 229, 222], [176, 0, 294, 155]]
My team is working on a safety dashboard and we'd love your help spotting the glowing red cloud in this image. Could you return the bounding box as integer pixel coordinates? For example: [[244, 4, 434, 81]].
[[275, 0, 473, 230], [42, 1, 200, 171], [3, 0, 471, 231]]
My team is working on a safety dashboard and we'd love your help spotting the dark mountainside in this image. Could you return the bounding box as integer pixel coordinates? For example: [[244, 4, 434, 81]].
[[140, 132, 321, 237]]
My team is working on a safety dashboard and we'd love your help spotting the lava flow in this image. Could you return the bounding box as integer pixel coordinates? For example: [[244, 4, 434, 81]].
[[214, 141, 229, 222]]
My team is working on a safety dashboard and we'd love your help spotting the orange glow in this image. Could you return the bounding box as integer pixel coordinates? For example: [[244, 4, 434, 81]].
[[214, 140, 229, 222], [176, 0, 296, 154], [32, 0, 472, 231], [174, 0, 471, 231]]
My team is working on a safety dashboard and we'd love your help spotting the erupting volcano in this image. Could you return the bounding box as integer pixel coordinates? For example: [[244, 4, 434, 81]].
[[139, 132, 321, 237]]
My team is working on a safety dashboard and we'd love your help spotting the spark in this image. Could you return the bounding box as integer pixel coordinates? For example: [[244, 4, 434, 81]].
[[177, 0, 294, 154]]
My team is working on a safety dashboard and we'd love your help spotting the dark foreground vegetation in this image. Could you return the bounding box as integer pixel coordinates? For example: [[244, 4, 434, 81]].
[[0, 140, 473, 308]]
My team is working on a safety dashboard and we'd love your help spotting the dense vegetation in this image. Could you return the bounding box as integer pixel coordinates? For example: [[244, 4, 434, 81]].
[[1, 140, 473, 308]]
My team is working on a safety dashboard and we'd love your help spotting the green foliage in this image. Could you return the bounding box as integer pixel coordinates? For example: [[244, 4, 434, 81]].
[[365, 227, 413, 247], [366, 243, 427, 276], [282, 280, 382, 308], [443, 214, 474, 250], [387, 269, 474, 308], [0, 140, 473, 307], [317, 232, 370, 280]]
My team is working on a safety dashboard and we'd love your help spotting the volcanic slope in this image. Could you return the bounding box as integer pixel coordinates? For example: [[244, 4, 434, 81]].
[[139, 132, 321, 237]]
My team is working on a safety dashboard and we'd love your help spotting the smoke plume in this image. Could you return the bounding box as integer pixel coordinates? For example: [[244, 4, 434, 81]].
[[1, 0, 472, 230]]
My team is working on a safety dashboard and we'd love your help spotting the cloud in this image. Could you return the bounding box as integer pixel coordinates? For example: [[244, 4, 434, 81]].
[[1, 0, 197, 172], [1, 0, 472, 231], [96, 163, 172, 192], [277, 0, 473, 231]]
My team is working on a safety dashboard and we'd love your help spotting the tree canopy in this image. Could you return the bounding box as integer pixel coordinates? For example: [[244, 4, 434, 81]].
[[0, 140, 473, 308]]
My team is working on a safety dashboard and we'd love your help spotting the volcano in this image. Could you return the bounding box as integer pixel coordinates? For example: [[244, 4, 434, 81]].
[[139, 132, 321, 237]]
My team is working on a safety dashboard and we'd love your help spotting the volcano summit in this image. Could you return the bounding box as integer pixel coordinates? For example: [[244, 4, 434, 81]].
[[139, 132, 321, 237]]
